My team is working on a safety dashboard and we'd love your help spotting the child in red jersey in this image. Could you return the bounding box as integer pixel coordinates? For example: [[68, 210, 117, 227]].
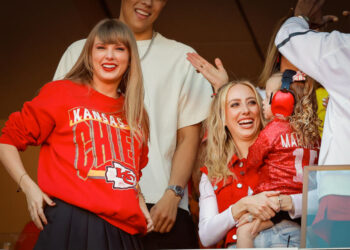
[[236, 71, 321, 248], [0, 19, 152, 250]]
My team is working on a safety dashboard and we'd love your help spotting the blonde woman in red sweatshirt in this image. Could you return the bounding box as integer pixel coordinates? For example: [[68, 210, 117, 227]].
[[0, 19, 151, 250]]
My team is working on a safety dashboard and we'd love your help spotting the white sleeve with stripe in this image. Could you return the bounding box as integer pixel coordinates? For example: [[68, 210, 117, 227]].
[[275, 16, 350, 100]]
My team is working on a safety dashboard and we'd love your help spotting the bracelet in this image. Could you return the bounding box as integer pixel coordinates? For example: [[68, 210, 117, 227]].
[[136, 184, 145, 200], [278, 195, 282, 210], [138, 190, 145, 200], [297, 15, 310, 25], [17, 173, 28, 192]]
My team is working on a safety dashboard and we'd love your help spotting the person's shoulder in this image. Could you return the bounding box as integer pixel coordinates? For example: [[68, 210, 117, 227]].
[[272, 118, 294, 136], [156, 33, 196, 54], [66, 39, 87, 53], [40, 79, 82, 94], [261, 119, 276, 131], [275, 117, 291, 126], [261, 118, 290, 138]]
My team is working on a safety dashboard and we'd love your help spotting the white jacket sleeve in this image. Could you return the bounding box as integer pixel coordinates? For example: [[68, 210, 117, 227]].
[[289, 193, 302, 219], [198, 173, 237, 247], [275, 17, 350, 99]]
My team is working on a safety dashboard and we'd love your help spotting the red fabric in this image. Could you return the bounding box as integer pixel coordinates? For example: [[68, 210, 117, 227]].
[[247, 118, 319, 195], [312, 195, 350, 242], [0, 80, 148, 235], [14, 222, 40, 250], [201, 130, 208, 143], [200, 155, 259, 248]]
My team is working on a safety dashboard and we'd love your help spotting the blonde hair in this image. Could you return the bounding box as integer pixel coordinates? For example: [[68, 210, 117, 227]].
[[205, 81, 265, 182], [65, 19, 149, 141], [289, 79, 321, 147]]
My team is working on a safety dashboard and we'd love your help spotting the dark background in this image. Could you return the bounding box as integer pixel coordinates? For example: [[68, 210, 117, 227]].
[[0, 0, 348, 237], [0, 0, 348, 118]]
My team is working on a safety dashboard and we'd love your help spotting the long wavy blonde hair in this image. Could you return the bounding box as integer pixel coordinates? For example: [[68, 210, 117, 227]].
[[289, 79, 321, 147], [205, 81, 265, 182], [65, 19, 149, 141]]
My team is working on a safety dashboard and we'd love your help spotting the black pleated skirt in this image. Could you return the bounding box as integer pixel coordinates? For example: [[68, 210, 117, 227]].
[[34, 198, 143, 250]]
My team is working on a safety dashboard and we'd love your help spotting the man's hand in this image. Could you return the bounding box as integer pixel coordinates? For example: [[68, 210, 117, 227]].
[[150, 190, 181, 233], [294, 0, 338, 28], [150, 124, 200, 233], [294, 0, 325, 25]]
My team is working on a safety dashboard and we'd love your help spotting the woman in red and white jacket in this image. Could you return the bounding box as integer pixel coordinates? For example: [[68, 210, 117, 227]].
[[198, 81, 300, 248], [0, 19, 151, 250]]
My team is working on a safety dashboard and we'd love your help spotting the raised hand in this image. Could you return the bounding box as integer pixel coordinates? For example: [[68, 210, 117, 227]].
[[186, 52, 229, 93], [294, 0, 338, 28]]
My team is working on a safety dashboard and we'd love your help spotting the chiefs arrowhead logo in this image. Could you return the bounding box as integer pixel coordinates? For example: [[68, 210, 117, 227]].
[[105, 162, 137, 190]]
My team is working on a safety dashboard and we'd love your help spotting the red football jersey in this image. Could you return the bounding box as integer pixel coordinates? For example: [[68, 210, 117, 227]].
[[247, 118, 319, 195]]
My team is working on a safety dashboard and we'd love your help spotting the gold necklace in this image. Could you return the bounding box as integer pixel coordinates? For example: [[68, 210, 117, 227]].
[[140, 31, 157, 61]]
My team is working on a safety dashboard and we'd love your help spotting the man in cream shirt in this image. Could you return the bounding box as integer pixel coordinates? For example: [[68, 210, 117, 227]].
[[54, 0, 212, 249]]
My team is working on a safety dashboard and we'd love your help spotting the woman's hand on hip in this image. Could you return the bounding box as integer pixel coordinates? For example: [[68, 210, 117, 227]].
[[22, 175, 56, 230]]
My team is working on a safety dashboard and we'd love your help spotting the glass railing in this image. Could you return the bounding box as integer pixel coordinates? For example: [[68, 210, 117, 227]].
[[301, 165, 350, 248]]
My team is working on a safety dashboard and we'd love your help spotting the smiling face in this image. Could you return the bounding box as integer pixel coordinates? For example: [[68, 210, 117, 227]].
[[119, 0, 167, 40], [91, 36, 130, 87], [263, 74, 282, 121], [225, 84, 261, 145]]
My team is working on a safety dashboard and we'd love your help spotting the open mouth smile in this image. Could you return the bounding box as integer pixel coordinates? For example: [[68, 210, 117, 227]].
[[238, 119, 254, 128], [135, 9, 151, 18], [102, 63, 117, 72]]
